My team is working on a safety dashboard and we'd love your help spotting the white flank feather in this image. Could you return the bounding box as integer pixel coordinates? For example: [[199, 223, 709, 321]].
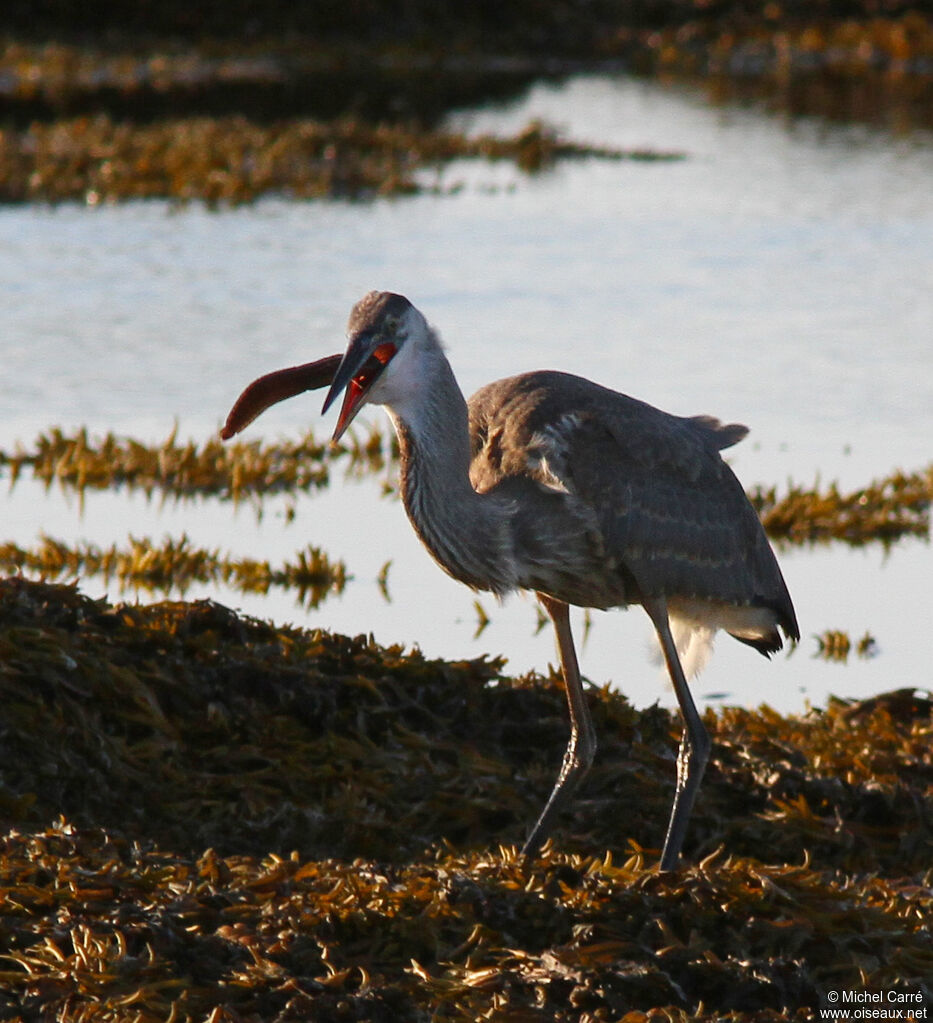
[[668, 615, 717, 680]]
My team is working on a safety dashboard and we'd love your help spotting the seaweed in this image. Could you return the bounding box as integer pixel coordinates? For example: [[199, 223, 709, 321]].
[[1, 825, 929, 1022], [751, 467, 933, 547], [814, 629, 878, 662], [0, 113, 670, 205], [0, 534, 347, 606], [4, 429, 930, 548], [0, 578, 930, 1021], [3, 6, 932, 141], [4, 6, 930, 209], [0, 425, 394, 508]]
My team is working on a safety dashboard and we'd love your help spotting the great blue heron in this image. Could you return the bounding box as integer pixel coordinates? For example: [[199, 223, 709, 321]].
[[222, 291, 799, 869]]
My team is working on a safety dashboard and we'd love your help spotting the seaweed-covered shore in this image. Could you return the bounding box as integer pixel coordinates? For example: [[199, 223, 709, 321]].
[[0, 577, 930, 1020]]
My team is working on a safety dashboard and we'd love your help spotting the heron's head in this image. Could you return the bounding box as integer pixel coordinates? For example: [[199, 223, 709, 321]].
[[322, 291, 429, 441]]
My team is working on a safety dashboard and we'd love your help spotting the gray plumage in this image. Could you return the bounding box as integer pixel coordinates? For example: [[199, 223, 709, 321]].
[[225, 290, 799, 869], [467, 371, 796, 651]]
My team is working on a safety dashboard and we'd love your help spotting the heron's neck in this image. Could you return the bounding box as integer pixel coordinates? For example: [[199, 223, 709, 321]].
[[386, 351, 515, 595]]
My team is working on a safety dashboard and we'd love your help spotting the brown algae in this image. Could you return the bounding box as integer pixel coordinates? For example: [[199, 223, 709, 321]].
[[0, 577, 930, 1021], [0, 533, 346, 605], [0, 114, 669, 205], [814, 629, 878, 662], [0, 425, 394, 505], [3, 428, 930, 547], [751, 465, 933, 547]]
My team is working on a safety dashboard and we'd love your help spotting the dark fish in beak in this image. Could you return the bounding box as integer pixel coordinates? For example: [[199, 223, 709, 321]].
[[221, 354, 343, 440]]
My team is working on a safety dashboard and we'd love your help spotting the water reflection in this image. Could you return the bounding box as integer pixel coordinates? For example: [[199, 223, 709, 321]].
[[703, 71, 933, 134]]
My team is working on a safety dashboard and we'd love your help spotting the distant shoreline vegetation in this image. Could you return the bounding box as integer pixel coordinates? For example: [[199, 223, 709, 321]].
[[4, 0, 933, 69], [1, 3, 932, 204]]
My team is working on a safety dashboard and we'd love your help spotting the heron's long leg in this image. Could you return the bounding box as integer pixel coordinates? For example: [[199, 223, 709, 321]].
[[643, 596, 711, 871], [521, 593, 598, 863]]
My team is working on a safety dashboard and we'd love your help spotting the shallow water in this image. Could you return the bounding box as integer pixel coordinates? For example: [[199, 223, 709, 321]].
[[2, 75, 931, 711]]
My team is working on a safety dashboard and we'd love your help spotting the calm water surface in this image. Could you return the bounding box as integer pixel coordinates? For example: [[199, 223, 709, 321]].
[[2, 75, 931, 711]]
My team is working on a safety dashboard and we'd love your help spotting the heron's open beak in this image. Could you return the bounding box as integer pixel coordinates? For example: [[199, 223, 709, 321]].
[[322, 335, 397, 442]]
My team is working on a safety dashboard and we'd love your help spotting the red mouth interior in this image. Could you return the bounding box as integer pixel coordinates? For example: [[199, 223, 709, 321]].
[[336, 341, 397, 436]]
